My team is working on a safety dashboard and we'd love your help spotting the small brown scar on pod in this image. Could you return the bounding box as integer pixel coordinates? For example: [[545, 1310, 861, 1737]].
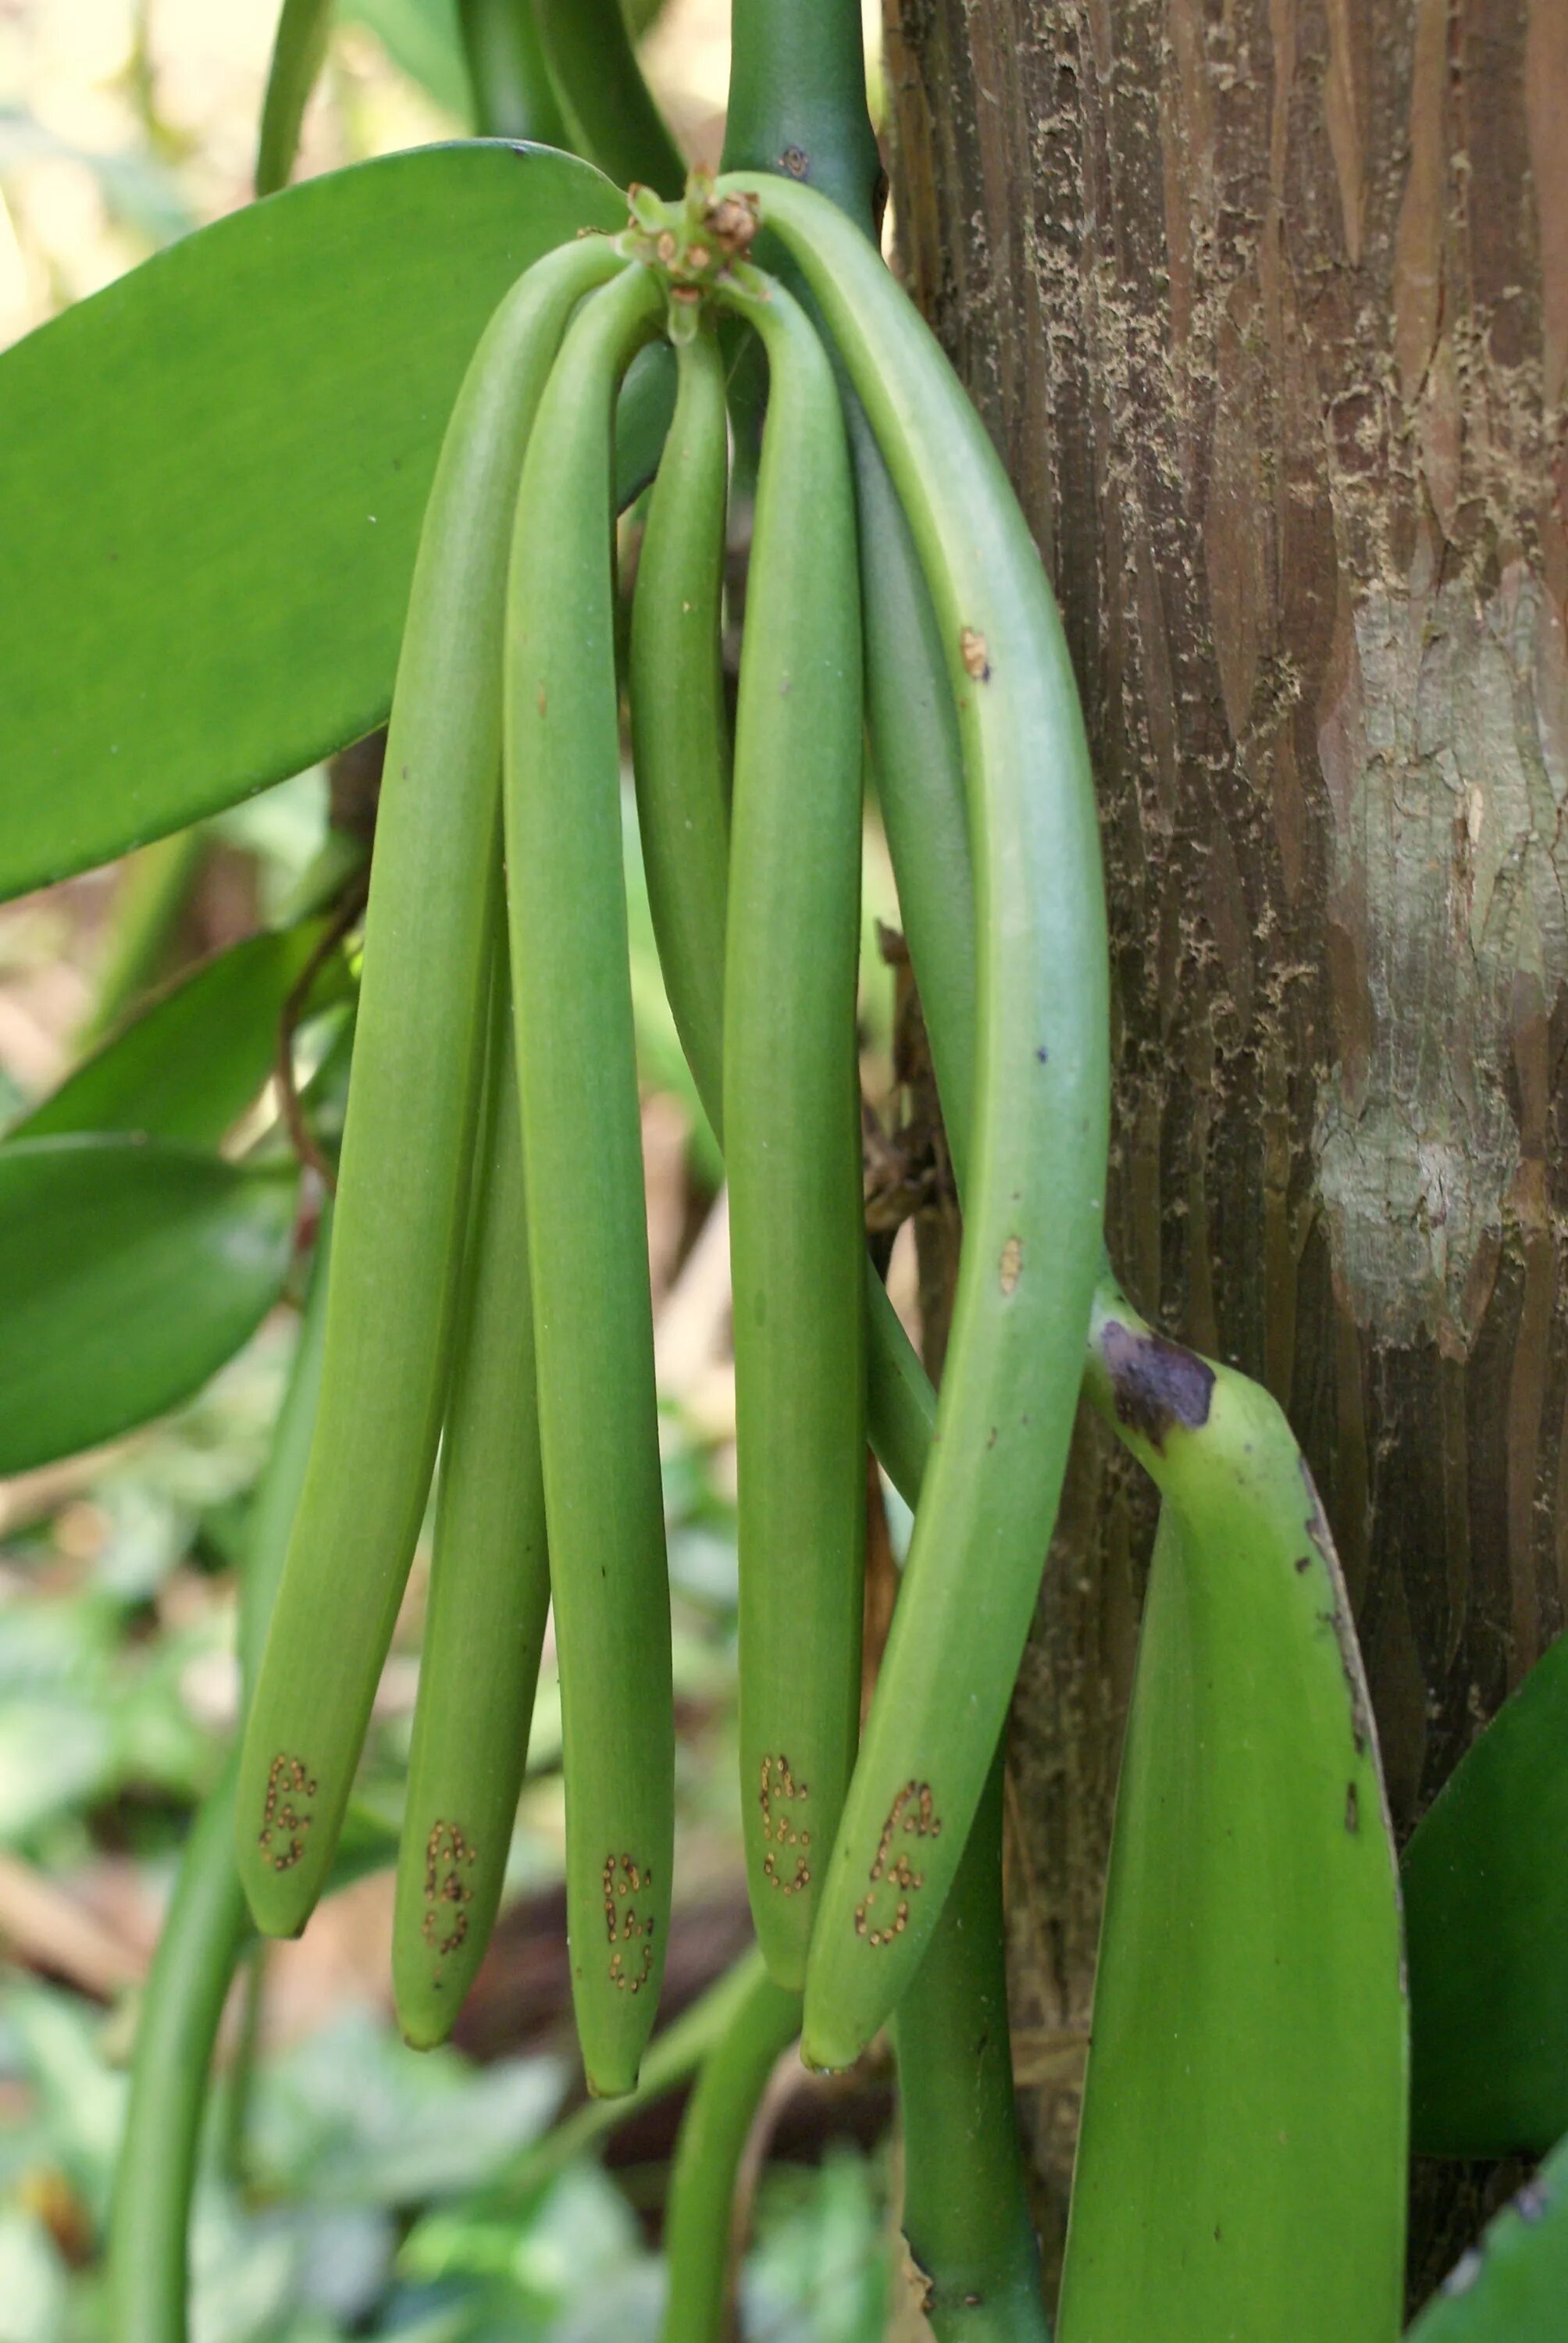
[[420, 1820, 476, 1968], [780, 144, 808, 179], [1345, 1782, 1360, 1834], [999, 1236, 1022, 1295], [601, 1853, 656, 1991], [758, 1753, 812, 1895], [960, 626, 990, 679], [854, 1780, 941, 1946], [257, 1753, 315, 1872]]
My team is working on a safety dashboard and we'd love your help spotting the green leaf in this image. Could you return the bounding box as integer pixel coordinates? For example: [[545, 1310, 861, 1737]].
[[1406, 2134, 1568, 2338], [0, 141, 642, 904], [1404, 1632, 1568, 2156], [1060, 1330, 1407, 2343], [0, 1138, 297, 1473], [10, 924, 343, 1148]]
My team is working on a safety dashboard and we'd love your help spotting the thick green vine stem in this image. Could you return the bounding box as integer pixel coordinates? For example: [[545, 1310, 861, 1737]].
[[717, 269, 867, 1992], [504, 260, 673, 2099], [108, 1221, 331, 2343], [896, 1757, 1047, 2341], [456, 0, 569, 144], [533, 0, 684, 197], [711, 172, 1110, 2071], [236, 234, 628, 1941], [659, 1960, 803, 2341], [721, 0, 881, 234], [628, 322, 731, 1119], [393, 929, 550, 2047]]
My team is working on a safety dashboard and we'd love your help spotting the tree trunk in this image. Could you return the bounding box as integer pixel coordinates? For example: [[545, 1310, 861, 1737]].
[[884, 0, 1568, 2297]]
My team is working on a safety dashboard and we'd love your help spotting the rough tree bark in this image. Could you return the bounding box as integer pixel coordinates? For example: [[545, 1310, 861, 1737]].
[[883, 0, 1568, 2299]]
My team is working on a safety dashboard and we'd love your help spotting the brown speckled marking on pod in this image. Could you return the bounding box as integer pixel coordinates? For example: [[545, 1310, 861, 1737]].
[[853, 1780, 941, 1945], [959, 626, 990, 679], [258, 1753, 316, 1873], [758, 1753, 813, 1894], [1345, 1782, 1360, 1834], [601, 1852, 656, 1990], [421, 1819, 476, 1961]]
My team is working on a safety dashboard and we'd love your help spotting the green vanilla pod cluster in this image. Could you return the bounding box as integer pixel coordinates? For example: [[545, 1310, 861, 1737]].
[[236, 233, 628, 1944], [222, 185, 1391, 2295]]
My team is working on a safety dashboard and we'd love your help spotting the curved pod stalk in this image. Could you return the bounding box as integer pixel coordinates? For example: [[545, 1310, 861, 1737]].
[[504, 259, 672, 2097], [503, 1945, 778, 2204], [393, 929, 550, 2047], [660, 1958, 803, 2342], [533, 0, 685, 196], [715, 272, 867, 1991], [714, 173, 1110, 2069], [237, 234, 629, 1939], [457, 0, 569, 144], [255, 0, 331, 197], [109, 1221, 331, 2343]]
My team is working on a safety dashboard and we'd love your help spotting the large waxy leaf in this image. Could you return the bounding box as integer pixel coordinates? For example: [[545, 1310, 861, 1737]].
[[0, 141, 651, 903], [0, 1138, 297, 1473], [9, 924, 343, 1148], [1406, 2134, 1568, 2338], [1060, 1305, 1406, 2343], [1404, 1631, 1568, 2156]]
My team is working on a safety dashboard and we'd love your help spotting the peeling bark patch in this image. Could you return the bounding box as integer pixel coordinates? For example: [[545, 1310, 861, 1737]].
[[1099, 1319, 1214, 1450], [960, 626, 991, 679], [999, 1236, 1022, 1293], [1315, 572, 1562, 1350]]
